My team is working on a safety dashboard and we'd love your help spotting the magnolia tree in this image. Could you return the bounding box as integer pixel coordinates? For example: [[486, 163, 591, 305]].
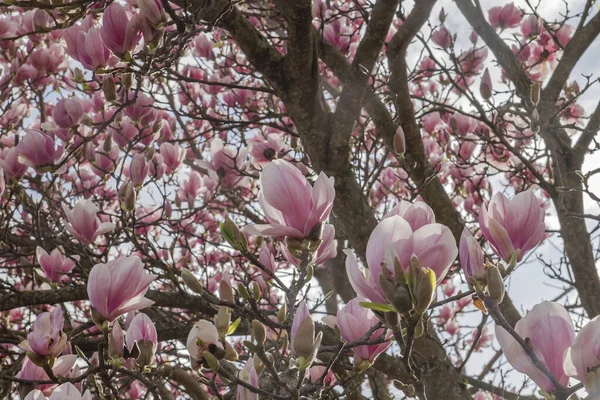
[[1, 0, 600, 399]]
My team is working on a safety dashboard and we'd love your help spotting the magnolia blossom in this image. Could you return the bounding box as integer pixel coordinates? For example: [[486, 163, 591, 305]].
[[126, 313, 157, 366], [53, 97, 84, 128], [432, 25, 452, 48], [336, 298, 391, 364], [0, 147, 28, 180], [18, 355, 77, 394], [126, 313, 158, 352], [36, 247, 79, 282], [248, 132, 286, 166], [459, 228, 485, 284], [237, 360, 259, 400], [186, 319, 224, 367], [19, 307, 67, 358], [245, 159, 335, 239], [159, 142, 185, 173], [63, 199, 116, 244], [100, 3, 142, 56], [306, 362, 336, 386], [16, 129, 63, 171], [488, 3, 523, 29], [87, 255, 157, 322], [76, 28, 110, 71], [346, 214, 457, 304], [129, 153, 149, 186], [563, 316, 600, 383], [25, 383, 93, 400], [495, 301, 574, 393], [196, 138, 248, 188], [384, 200, 436, 231], [479, 190, 545, 263], [291, 301, 321, 364]]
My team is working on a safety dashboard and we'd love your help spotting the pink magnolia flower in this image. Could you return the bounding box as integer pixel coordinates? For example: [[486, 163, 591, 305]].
[[488, 3, 523, 30], [36, 247, 79, 282], [159, 142, 185, 174], [432, 25, 452, 49], [458, 47, 488, 76], [192, 33, 214, 59], [346, 214, 457, 304], [495, 301, 574, 393], [16, 129, 63, 171], [62, 199, 116, 245], [25, 383, 93, 400], [126, 313, 158, 352], [384, 200, 435, 231], [196, 138, 248, 188], [237, 360, 259, 400], [245, 159, 335, 239], [306, 362, 336, 386], [459, 228, 485, 284], [180, 171, 205, 206], [0, 147, 28, 180], [248, 132, 286, 167], [137, 0, 164, 26], [563, 316, 600, 383], [521, 15, 541, 38], [101, 3, 142, 56], [76, 28, 110, 71], [53, 97, 84, 128], [336, 298, 391, 364], [186, 319, 223, 367], [129, 153, 149, 187], [478, 190, 545, 263], [20, 308, 68, 359], [87, 255, 157, 322], [18, 355, 77, 395]]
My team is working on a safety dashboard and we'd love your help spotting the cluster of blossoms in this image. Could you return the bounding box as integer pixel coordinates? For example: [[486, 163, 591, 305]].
[[1, 0, 597, 398]]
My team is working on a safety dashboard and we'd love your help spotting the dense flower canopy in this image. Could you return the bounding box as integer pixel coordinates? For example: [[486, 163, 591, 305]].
[[0, 0, 599, 399]]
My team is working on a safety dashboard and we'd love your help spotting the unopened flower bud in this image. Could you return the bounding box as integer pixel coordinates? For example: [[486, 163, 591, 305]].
[[224, 341, 238, 361], [215, 307, 230, 339], [181, 269, 203, 294], [394, 126, 406, 156], [237, 283, 251, 301], [485, 265, 505, 303], [392, 282, 414, 314], [203, 351, 220, 371], [119, 181, 136, 211], [252, 320, 266, 345], [293, 318, 316, 359], [108, 322, 124, 359], [277, 303, 287, 323], [220, 217, 248, 252], [480, 68, 492, 99], [409, 257, 436, 315], [439, 7, 446, 23], [122, 73, 133, 90], [219, 275, 234, 303], [251, 281, 261, 302], [530, 81, 541, 106], [103, 134, 113, 153], [102, 74, 116, 102]]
